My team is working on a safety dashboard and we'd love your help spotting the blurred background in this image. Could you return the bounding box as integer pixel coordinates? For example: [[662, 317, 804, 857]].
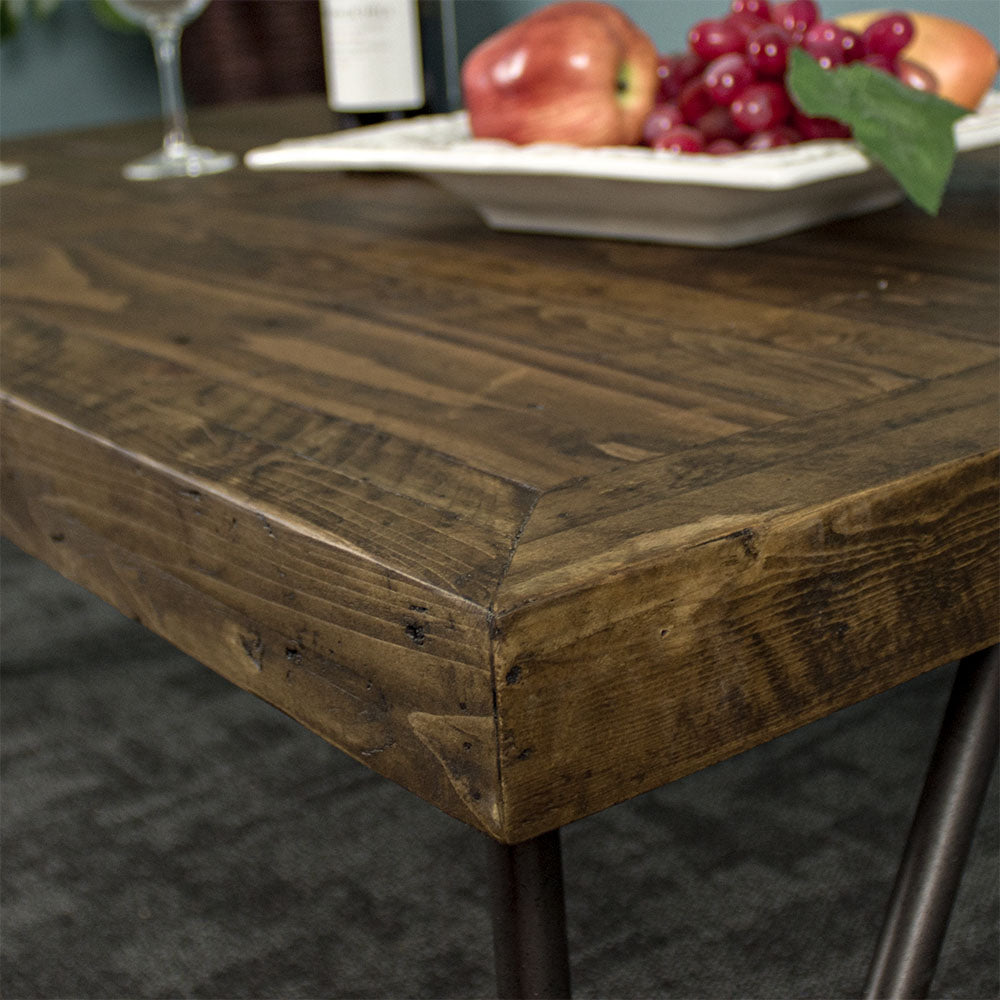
[[1, 0, 998, 139]]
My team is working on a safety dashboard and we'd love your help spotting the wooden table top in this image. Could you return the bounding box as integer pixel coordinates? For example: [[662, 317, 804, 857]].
[[2, 97, 997, 843]]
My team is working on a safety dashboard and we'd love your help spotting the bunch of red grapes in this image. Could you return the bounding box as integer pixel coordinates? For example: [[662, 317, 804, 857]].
[[644, 0, 923, 153]]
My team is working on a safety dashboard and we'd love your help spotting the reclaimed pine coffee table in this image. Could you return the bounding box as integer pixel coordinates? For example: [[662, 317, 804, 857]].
[[2, 98, 997, 998]]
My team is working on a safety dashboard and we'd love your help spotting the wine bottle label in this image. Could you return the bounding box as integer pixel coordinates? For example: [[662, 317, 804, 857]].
[[321, 0, 425, 112]]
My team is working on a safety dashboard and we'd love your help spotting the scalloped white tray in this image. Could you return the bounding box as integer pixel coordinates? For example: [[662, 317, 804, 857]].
[[245, 92, 1000, 247]]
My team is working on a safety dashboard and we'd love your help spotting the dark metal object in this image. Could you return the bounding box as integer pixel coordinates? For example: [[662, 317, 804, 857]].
[[863, 645, 999, 999], [488, 828, 572, 999]]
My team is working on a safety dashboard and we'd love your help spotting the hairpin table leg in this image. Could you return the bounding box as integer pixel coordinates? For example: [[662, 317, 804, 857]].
[[863, 645, 999, 999], [488, 828, 572, 999]]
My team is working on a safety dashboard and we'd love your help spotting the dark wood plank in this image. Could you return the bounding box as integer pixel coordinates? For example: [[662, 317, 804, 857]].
[[2, 99, 997, 842], [492, 371, 999, 839], [502, 363, 999, 599], [1, 318, 532, 605], [1, 395, 509, 835]]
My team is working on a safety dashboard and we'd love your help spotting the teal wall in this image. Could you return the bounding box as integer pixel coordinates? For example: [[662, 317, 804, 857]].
[[471, 0, 1000, 51], [2, 0, 998, 139], [0, 0, 159, 138]]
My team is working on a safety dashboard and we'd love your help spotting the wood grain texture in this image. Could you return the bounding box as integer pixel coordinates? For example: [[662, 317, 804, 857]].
[[2, 98, 997, 841]]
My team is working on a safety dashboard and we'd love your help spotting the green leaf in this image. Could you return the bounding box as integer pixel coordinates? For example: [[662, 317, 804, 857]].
[[786, 47, 970, 216]]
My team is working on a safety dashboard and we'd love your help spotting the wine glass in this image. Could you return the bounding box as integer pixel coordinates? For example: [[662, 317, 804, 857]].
[[107, 0, 235, 180]]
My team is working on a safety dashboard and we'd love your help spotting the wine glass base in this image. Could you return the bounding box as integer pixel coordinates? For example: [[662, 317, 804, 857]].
[[123, 145, 236, 181], [1, 162, 28, 185]]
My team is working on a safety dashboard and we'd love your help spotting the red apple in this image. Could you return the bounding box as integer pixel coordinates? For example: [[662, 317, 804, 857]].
[[461, 1, 659, 147]]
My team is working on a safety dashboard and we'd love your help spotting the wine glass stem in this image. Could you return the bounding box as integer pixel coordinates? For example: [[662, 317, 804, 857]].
[[150, 23, 192, 155]]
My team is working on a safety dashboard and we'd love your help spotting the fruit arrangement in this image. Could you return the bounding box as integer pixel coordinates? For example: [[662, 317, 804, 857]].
[[641, 1, 996, 154], [461, 1, 997, 213], [648, 3, 901, 152], [462, 0, 997, 156]]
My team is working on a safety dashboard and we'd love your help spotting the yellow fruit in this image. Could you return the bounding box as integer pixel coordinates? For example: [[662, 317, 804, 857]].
[[837, 10, 999, 109]]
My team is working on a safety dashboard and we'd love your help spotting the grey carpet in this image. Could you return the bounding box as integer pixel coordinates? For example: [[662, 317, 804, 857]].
[[1, 537, 997, 999]]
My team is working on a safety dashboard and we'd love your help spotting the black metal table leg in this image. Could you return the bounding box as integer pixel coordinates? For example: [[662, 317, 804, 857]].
[[863, 645, 999, 999], [488, 828, 572, 1000]]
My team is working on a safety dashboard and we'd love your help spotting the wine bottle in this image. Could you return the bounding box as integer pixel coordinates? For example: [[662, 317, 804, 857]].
[[320, 0, 461, 128]]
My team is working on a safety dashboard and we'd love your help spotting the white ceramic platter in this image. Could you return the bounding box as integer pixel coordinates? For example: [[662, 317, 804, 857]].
[[245, 92, 1000, 247]]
